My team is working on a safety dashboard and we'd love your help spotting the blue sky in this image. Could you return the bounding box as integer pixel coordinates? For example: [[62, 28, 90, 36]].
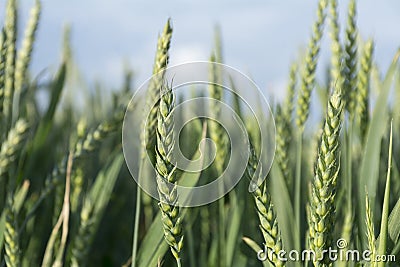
[[1, 0, 400, 100]]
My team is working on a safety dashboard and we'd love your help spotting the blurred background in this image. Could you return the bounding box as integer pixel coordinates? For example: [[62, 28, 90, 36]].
[[1, 0, 399, 99]]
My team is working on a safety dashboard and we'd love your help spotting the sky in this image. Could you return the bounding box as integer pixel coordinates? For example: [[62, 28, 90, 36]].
[[1, 0, 400, 101]]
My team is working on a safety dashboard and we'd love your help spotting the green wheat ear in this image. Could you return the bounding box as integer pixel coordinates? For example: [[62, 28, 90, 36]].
[[247, 143, 285, 267], [143, 19, 173, 162], [208, 53, 227, 174], [343, 0, 358, 113], [156, 81, 183, 267], [15, 0, 41, 93], [4, 199, 20, 267], [276, 62, 297, 190], [296, 0, 328, 130], [355, 39, 374, 140], [0, 30, 7, 114], [275, 104, 291, 189], [308, 88, 344, 266], [3, 0, 17, 130], [365, 192, 377, 267], [0, 119, 29, 182], [328, 0, 342, 86]]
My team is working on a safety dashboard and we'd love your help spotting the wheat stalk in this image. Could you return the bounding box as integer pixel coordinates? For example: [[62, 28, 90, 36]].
[[3, 0, 17, 130], [275, 104, 291, 189], [142, 19, 173, 159], [14, 0, 41, 93], [355, 39, 374, 140], [4, 195, 20, 267], [308, 89, 344, 266], [0, 120, 29, 184], [155, 81, 183, 267], [0, 30, 7, 115], [247, 143, 285, 267], [296, 0, 328, 130], [343, 0, 358, 113], [328, 0, 342, 86]]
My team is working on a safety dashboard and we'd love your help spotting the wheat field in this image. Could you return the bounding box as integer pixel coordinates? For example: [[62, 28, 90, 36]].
[[0, 0, 399, 266]]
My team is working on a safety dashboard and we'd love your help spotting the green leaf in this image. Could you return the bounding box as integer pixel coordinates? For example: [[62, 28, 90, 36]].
[[270, 161, 296, 253], [388, 197, 400, 254], [90, 153, 124, 216], [34, 62, 67, 148], [376, 122, 393, 267], [242, 237, 269, 267], [225, 192, 243, 267]]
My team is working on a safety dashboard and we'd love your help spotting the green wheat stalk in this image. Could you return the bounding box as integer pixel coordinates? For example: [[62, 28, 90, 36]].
[[3, 0, 18, 130], [247, 143, 285, 267], [4, 196, 20, 267], [296, 0, 328, 130], [355, 39, 374, 140], [276, 62, 297, 190], [156, 81, 183, 267], [328, 0, 342, 86], [275, 104, 292, 189], [0, 120, 29, 185], [14, 0, 41, 93], [208, 52, 228, 267], [208, 53, 227, 174], [343, 0, 358, 113], [308, 89, 344, 266], [142, 19, 173, 159], [0, 30, 7, 115], [295, 0, 328, 251]]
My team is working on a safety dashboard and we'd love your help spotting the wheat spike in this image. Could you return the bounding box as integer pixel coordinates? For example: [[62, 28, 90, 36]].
[[296, 0, 328, 130], [3, 0, 18, 129], [343, 0, 358, 113], [355, 40, 374, 140], [308, 88, 344, 266], [156, 82, 183, 266], [4, 196, 21, 267], [14, 0, 41, 93], [247, 143, 285, 267], [142, 19, 173, 161]]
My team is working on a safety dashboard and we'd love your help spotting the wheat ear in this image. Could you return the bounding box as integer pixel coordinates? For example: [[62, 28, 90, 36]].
[[247, 143, 285, 267], [4, 196, 20, 267], [296, 0, 328, 130], [156, 82, 183, 267], [355, 40, 374, 140], [328, 0, 342, 86], [343, 0, 358, 113], [14, 0, 41, 93], [143, 19, 173, 159], [308, 89, 344, 266], [3, 0, 17, 129]]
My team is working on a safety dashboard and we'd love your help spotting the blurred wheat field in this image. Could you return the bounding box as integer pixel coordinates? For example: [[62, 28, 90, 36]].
[[0, 0, 400, 267]]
